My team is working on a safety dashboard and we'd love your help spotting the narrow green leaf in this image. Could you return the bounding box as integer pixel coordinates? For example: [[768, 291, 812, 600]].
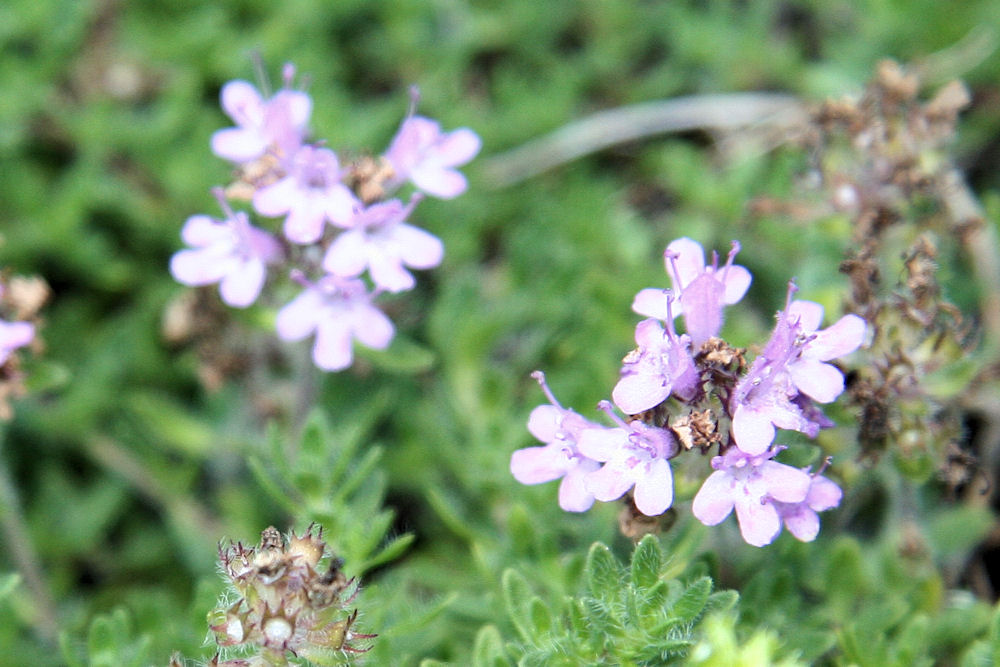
[[529, 597, 553, 635], [358, 333, 436, 373], [703, 589, 739, 615], [58, 632, 85, 667], [501, 568, 536, 643], [585, 542, 621, 603], [630, 534, 662, 590], [508, 503, 538, 559], [86, 614, 119, 667], [472, 624, 512, 667], [246, 455, 298, 513], [359, 533, 415, 574], [671, 576, 712, 623]]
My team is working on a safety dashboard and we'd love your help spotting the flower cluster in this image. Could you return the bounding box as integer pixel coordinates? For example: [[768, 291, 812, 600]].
[[170, 65, 480, 371], [206, 525, 374, 665], [511, 237, 865, 546]]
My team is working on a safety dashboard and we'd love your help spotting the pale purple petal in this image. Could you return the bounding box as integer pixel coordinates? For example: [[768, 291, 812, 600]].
[[351, 304, 395, 350], [313, 317, 354, 371], [679, 274, 725, 345], [211, 128, 268, 163], [665, 237, 706, 286], [757, 461, 811, 503], [807, 314, 866, 360], [632, 458, 673, 516], [392, 224, 444, 269], [721, 265, 753, 305], [633, 318, 665, 348], [632, 288, 672, 320], [219, 260, 266, 308], [170, 248, 229, 286], [732, 405, 776, 455], [180, 215, 230, 247], [788, 300, 824, 331], [411, 167, 468, 199], [612, 373, 671, 415], [275, 290, 324, 341], [253, 177, 297, 217], [691, 470, 736, 526], [368, 253, 415, 293], [734, 497, 782, 547], [433, 128, 482, 166], [510, 445, 570, 484], [559, 459, 600, 512], [270, 90, 312, 131], [782, 506, 820, 542], [576, 427, 626, 462], [323, 232, 369, 278], [322, 186, 359, 227], [584, 464, 634, 502], [219, 80, 264, 124], [527, 405, 563, 442], [806, 475, 842, 511], [0, 321, 34, 351], [282, 196, 328, 244], [790, 358, 845, 403]]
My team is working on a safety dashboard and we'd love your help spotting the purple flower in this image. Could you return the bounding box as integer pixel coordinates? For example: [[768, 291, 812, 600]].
[[253, 145, 359, 244], [612, 294, 699, 414], [773, 469, 843, 542], [322, 195, 443, 293], [275, 274, 394, 372], [210, 65, 311, 163], [729, 286, 866, 455], [169, 195, 283, 308], [692, 447, 811, 547], [0, 318, 34, 365], [384, 115, 481, 199], [576, 401, 678, 516], [633, 237, 751, 348], [510, 371, 601, 512]]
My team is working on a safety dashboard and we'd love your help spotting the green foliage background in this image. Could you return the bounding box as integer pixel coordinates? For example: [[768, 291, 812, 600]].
[[2, 0, 1000, 664]]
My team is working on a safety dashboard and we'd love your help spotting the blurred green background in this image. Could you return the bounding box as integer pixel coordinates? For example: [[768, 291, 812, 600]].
[[2, 0, 1000, 664]]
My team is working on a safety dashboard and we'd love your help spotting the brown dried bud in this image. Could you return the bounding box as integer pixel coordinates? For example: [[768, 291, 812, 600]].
[[618, 498, 676, 541], [346, 155, 396, 204], [696, 337, 745, 370], [670, 410, 721, 451], [875, 59, 919, 103], [925, 80, 971, 121]]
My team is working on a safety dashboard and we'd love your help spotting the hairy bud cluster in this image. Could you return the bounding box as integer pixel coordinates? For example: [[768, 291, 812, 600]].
[[207, 525, 374, 665]]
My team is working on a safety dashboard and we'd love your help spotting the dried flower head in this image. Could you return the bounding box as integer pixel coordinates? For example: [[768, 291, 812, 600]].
[[210, 524, 375, 664]]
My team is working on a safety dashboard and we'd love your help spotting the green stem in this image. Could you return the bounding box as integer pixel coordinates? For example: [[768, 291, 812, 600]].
[[0, 435, 58, 642]]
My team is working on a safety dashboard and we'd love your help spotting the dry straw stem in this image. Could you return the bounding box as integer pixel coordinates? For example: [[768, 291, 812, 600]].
[[482, 92, 808, 187]]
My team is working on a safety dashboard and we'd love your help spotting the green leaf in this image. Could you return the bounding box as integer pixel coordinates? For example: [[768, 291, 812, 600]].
[[528, 597, 553, 635], [630, 534, 662, 590], [584, 542, 620, 603], [358, 533, 415, 574], [473, 624, 512, 667], [502, 568, 536, 643], [508, 503, 539, 559], [358, 333, 436, 373], [246, 454, 298, 513], [671, 576, 712, 624]]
